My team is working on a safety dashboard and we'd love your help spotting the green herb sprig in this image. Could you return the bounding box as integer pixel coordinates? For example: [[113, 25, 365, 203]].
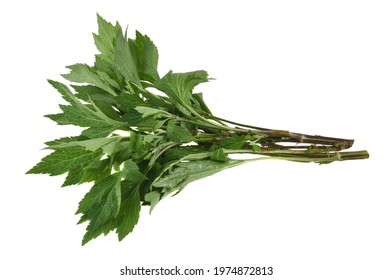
[[27, 14, 369, 245]]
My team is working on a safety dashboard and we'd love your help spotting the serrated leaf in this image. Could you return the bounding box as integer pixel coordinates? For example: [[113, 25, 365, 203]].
[[135, 31, 159, 83], [62, 64, 117, 96], [80, 158, 112, 184], [72, 85, 116, 105], [121, 159, 147, 185], [93, 56, 123, 91], [114, 94, 145, 111], [48, 136, 123, 155], [59, 104, 108, 128], [129, 131, 153, 160], [47, 79, 79, 105], [62, 168, 85, 187], [26, 147, 103, 176], [93, 14, 121, 63], [27, 14, 367, 246], [44, 113, 71, 125], [77, 173, 122, 235], [91, 100, 122, 122], [115, 183, 141, 241], [166, 120, 195, 143], [155, 70, 209, 113], [114, 30, 141, 88], [45, 136, 85, 146], [48, 80, 123, 128], [82, 218, 114, 246], [81, 125, 120, 139]]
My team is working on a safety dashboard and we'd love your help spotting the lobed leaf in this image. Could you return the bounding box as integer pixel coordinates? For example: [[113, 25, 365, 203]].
[[77, 173, 122, 236], [27, 147, 103, 177], [62, 64, 118, 96], [135, 31, 159, 83], [155, 70, 209, 114], [114, 30, 141, 89], [166, 120, 195, 143], [93, 14, 121, 63]]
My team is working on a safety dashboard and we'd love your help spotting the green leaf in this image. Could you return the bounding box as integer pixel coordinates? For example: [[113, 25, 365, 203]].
[[135, 106, 167, 118], [80, 158, 112, 184], [114, 31, 141, 88], [214, 135, 250, 149], [48, 136, 123, 155], [89, 99, 122, 123], [93, 14, 121, 63], [211, 148, 228, 162], [27, 14, 367, 245], [59, 104, 108, 128], [26, 147, 103, 176], [77, 173, 122, 234], [163, 146, 209, 161], [115, 183, 141, 241], [44, 113, 71, 125], [93, 56, 123, 90], [45, 136, 85, 146], [251, 143, 262, 152], [114, 94, 145, 111], [49, 79, 123, 127], [135, 31, 159, 83], [81, 125, 120, 139], [50, 143, 103, 187], [121, 159, 147, 185], [62, 168, 86, 187], [72, 85, 116, 105], [193, 92, 211, 114], [47, 79, 79, 105], [62, 64, 117, 96], [155, 70, 209, 113], [128, 132, 153, 160], [153, 160, 244, 193], [166, 120, 195, 143], [82, 218, 114, 246], [144, 191, 161, 213]]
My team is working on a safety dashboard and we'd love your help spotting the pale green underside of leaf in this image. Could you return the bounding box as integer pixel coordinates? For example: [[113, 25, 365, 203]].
[[62, 64, 118, 96], [48, 136, 123, 155], [153, 160, 245, 194], [144, 191, 160, 213]]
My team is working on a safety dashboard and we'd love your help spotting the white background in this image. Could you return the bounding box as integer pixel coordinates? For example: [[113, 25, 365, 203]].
[[1, 0, 391, 279]]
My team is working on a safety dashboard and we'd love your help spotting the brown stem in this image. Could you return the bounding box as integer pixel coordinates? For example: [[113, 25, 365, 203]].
[[209, 115, 354, 149]]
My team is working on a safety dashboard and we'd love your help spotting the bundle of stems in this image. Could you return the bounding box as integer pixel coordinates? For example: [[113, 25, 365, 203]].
[[27, 14, 369, 244], [191, 112, 369, 163]]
